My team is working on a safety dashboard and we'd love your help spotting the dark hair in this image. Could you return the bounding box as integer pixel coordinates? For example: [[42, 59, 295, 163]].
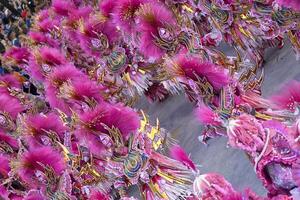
[[0, 41, 5, 54], [2, 17, 9, 25], [7, 31, 13, 40], [7, 27, 19, 41]]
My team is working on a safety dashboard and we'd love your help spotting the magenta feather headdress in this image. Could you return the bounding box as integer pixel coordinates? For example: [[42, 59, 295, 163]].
[[99, 0, 117, 17], [45, 64, 86, 114], [18, 146, 66, 187], [45, 63, 86, 89], [46, 69, 103, 113], [47, 64, 84, 84], [271, 80, 300, 111], [28, 47, 67, 81], [67, 6, 92, 25], [75, 102, 140, 155], [39, 47, 67, 65], [276, 0, 300, 11], [52, 0, 75, 16], [77, 17, 118, 57], [28, 31, 46, 43], [0, 94, 24, 120], [62, 78, 104, 103], [168, 54, 230, 91], [0, 154, 10, 179], [36, 9, 49, 22], [0, 131, 19, 150], [79, 103, 140, 139], [53, 77, 104, 112], [37, 17, 60, 33], [23, 113, 67, 146], [195, 103, 222, 126], [34, 8, 61, 33], [94, 21, 119, 45], [4, 47, 30, 65], [0, 74, 22, 94], [97, 0, 119, 41], [45, 85, 72, 115], [170, 145, 196, 170], [62, 28, 80, 48], [136, 2, 176, 59], [77, 33, 102, 57], [74, 127, 106, 156], [28, 31, 59, 47], [113, 0, 146, 32]]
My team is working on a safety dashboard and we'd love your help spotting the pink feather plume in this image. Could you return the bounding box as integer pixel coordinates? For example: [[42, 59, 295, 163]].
[[24, 113, 67, 146], [0, 131, 19, 150], [28, 31, 59, 47], [0, 154, 10, 179], [75, 102, 140, 155], [271, 80, 300, 111], [0, 94, 24, 120], [4, 47, 30, 64], [195, 103, 222, 126], [18, 146, 66, 187], [169, 54, 230, 90], [0, 74, 22, 94], [37, 17, 60, 33], [113, 0, 146, 32], [99, 0, 117, 17], [52, 0, 75, 16], [78, 102, 140, 140], [137, 2, 176, 59], [170, 145, 196, 170], [45, 64, 87, 114], [28, 47, 67, 81]]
